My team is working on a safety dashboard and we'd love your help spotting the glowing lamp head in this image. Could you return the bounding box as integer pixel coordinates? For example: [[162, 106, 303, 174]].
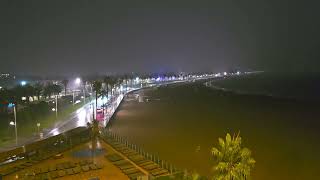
[[20, 81, 27, 86], [75, 78, 81, 85]]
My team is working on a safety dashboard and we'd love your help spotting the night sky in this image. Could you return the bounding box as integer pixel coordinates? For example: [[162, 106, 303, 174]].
[[1, 0, 319, 75]]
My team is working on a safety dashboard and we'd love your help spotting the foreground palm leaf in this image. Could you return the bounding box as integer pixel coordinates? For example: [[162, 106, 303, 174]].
[[211, 133, 255, 180]]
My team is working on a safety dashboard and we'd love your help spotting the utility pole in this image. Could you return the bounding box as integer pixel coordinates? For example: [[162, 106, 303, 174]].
[[83, 88, 86, 104], [92, 103, 95, 121], [13, 105, 17, 146], [55, 95, 58, 119], [72, 90, 75, 106]]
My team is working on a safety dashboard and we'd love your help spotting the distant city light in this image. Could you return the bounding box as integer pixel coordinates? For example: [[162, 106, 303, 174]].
[[9, 121, 15, 126], [223, 72, 227, 76], [52, 108, 56, 111], [135, 77, 139, 82], [0, 86, 2, 89], [236, 71, 241, 75], [20, 81, 27, 86]]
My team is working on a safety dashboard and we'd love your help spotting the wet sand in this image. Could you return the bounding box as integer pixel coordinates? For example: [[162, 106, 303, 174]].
[[108, 82, 320, 179]]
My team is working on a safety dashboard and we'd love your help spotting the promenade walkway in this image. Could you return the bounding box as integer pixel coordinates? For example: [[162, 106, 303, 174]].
[[2, 139, 146, 179]]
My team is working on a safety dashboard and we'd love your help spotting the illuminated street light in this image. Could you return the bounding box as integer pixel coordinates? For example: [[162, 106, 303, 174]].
[[20, 81, 27, 86], [37, 123, 41, 137], [52, 108, 56, 111], [9, 104, 17, 146], [75, 77, 81, 85]]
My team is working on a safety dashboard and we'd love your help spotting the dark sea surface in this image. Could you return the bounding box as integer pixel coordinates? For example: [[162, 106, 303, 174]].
[[109, 73, 320, 180], [211, 72, 320, 102]]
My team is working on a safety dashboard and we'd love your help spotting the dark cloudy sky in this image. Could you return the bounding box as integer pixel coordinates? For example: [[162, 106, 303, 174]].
[[1, 0, 319, 75]]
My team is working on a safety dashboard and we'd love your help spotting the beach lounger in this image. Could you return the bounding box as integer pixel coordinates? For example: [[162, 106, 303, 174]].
[[89, 164, 97, 170], [73, 166, 81, 174], [138, 161, 154, 166], [96, 163, 103, 169], [152, 169, 169, 176], [133, 159, 149, 164], [105, 154, 123, 162], [113, 160, 131, 166], [125, 151, 139, 156], [49, 166, 57, 172], [50, 171, 58, 179], [58, 170, 66, 177], [123, 168, 140, 175], [128, 172, 145, 180], [81, 165, 90, 172], [56, 164, 64, 170], [119, 164, 135, 170], [34, 168, 41, 175], [66, 168, 74, 175], [79, 160, 87, 166], [143, 164, 159, 171]]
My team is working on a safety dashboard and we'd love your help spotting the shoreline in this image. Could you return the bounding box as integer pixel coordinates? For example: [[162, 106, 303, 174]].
[[205, 77, 320, 104]]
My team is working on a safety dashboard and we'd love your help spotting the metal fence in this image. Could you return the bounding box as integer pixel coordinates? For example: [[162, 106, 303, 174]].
[[101, 129, 183, 176]]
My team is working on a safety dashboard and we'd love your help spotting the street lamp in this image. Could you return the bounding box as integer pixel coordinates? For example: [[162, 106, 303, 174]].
[[73, 77, 81, 106], [9, 103, 18, 146], [75, 78, 81, 85], [37, 123, 40, 136], [20, 81, 27, 86], [55, 95, 58, 119]]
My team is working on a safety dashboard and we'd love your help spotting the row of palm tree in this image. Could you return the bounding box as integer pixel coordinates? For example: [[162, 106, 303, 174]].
[[0, 83, 63, 105]]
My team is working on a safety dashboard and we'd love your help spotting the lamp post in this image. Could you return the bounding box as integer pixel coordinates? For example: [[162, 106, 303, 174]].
[[74, 77, 81, 106], [72, 90, 75, 106], [37, 122, 40, 135], [13, 105, 17, 146], [55, 95, 58, 119], [9, 103, 18, 146]]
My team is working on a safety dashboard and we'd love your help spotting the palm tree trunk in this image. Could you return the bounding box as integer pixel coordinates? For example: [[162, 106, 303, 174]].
[[95, 91, 98, 120]]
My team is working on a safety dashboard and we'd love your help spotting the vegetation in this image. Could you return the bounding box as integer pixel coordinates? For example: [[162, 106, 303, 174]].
[[92, 80, 102, 113], [211, 133, 255, 180], [62, 79, 69, 96]]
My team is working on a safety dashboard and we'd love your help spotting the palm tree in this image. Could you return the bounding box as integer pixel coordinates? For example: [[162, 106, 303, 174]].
[[123, 74, 129, 92], [62, 79, 69, 96], [103, 76, 112, 99], [108, 77, 117, 96], [52, 84, 63, 96], [211, 133, 255, 180], [87, 119, 99, 161], [33, 83, 43, 101], [92, 80, 102, 115]]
